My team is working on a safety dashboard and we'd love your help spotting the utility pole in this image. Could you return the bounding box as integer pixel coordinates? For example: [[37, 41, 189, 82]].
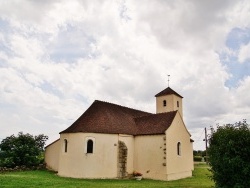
[[204, 127, 208, 163]]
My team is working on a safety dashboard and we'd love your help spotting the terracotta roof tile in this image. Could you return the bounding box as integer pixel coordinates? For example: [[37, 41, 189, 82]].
[[134, 111, 178, 135], [155, 87, 183, 98], [60, 100, 177, 135]]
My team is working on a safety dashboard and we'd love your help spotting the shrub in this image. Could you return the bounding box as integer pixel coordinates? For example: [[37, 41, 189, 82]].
[[194, 156, 202, 162], [204, 156, 209, 162], [208, 121, 250, 188], [0, 132, 48, 168]]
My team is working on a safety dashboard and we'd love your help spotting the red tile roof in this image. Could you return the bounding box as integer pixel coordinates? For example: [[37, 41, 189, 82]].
[[60, 100, 177, 135], [135, 111, 177, 135], [155, 87, 183, 98]]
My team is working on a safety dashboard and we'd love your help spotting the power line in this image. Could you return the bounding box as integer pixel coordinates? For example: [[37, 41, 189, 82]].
[[196, 128, 205, 141]]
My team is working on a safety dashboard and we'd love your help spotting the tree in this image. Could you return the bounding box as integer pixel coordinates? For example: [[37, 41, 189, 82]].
[[0, 132, 48, 168], [208, 120, 250, 188], [193, 150, 206, 157]]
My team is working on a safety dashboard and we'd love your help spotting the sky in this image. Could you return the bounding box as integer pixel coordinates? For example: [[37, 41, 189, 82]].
[[0, 0, 250, 150]]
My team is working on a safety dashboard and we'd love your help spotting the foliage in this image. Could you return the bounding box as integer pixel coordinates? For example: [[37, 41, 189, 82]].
[[194, 156, 208, 162], [193, 150, 207, 162], [0, 164, 213, 188], [193, 150, 206, 157], [0, 132, 48, 168], [208, 120, 250, 188], [194, 156, 202, 162]]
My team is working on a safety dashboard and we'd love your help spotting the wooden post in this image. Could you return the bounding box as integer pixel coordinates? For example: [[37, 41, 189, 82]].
[[205, 127, 208, 163]]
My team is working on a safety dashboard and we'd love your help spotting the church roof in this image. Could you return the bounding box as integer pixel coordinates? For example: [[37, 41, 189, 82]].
[[155, 87, 183, 98], [60, 100, 177, 135], [134, 111, 177, 135]]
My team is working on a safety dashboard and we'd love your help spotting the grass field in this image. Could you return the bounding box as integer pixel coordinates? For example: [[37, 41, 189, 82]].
[[0, 163, 214, 188]]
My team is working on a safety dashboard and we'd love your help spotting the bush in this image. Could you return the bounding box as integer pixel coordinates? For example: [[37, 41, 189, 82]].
[[204, 156, 209, 162], [208, 121, 250, 188], [194, 156, 202, 162], [0, 132, 48, 168]]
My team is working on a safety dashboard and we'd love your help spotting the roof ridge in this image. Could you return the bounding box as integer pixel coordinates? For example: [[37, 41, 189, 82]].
[[94, 99, 152, 114], [155, 87, 183, 98]]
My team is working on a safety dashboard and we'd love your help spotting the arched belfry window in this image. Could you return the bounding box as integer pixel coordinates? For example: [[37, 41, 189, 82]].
[[163, 100, 167, 107], [85, 137, 95, 154], [87, 139, 93, 153], [64, 139, 68, 153], [177, 142, 181, 156]]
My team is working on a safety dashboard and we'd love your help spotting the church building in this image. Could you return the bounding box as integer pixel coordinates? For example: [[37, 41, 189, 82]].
[[45, 87, 194, 181]]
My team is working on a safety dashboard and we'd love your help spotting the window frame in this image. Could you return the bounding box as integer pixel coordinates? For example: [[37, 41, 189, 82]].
[[86, 139, 94, 153], [84, 137, 95, 154]]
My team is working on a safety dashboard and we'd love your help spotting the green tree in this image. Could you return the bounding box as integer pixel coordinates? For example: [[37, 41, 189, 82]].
[[208, 120, 250, 188], [0, 132, 48, 168]]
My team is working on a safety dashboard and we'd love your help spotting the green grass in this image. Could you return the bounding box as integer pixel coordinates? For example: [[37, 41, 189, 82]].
[[0, 164, 214, 188]]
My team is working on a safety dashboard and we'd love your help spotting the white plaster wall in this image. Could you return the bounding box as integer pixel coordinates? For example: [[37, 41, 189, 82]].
[[134, 135, 167, 180], [58, 133, 119, 178], [45, 139, 60, 171], [165, 112, 193, 180], [118, 134, 134, 174]]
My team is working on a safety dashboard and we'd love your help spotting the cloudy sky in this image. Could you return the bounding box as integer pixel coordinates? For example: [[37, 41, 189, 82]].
[[0, 0, 250, 150]]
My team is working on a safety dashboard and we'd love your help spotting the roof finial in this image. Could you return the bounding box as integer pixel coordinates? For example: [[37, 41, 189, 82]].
[[168, 75, 170, 87]]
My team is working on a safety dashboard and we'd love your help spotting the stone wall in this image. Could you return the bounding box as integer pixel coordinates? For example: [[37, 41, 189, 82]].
[[118, 141, 127, 178], [0, 164, 46, 173]]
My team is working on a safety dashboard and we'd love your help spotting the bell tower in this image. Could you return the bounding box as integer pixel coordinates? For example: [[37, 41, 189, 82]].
[[155, 87, 183, 118]]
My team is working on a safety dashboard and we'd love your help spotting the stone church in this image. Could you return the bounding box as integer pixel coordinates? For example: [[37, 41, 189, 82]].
[[45, 87, 194, 181]]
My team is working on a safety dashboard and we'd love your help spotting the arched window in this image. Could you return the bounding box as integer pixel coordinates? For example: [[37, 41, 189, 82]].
[[177, 142, 181, 156], [64, 139, 68, 153], [177, 101, 179, 107], [87, 139, 94, 153], [163, 100, 167, 107], [85, 137, 95, 154]]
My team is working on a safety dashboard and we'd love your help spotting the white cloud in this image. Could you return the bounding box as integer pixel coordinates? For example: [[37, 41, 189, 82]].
[[238, 42, 250, 63], [234, 76, 250, 106]]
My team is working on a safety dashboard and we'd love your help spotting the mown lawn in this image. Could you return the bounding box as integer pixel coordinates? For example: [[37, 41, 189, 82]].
[[0, 164, 214, 188]]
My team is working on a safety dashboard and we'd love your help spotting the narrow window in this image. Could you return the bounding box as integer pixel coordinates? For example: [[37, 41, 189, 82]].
[[177, 142, 181, 156], [87, 139, 93, 153], [85, 137, 95, 154], [177, 101, 179, 107], [163, 100, 167, 107], [64, 139, 68, 153]]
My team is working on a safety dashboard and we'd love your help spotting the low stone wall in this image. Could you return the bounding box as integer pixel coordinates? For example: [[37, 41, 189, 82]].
[[0, 164, 46, 173]]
